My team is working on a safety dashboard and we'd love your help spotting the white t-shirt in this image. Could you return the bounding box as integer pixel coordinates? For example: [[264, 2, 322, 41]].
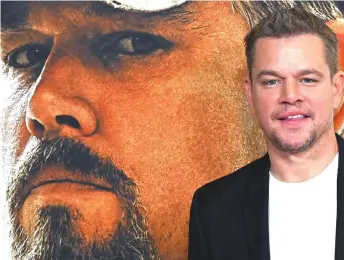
[[269, 154, 339, 260]]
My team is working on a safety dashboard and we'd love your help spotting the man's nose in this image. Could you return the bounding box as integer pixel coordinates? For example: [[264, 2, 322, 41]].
[[26, 56, 98, 139], [279, 79, 304, 104]]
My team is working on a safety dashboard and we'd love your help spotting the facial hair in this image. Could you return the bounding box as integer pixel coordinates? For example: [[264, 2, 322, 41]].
[[270, 127, 317, 153], [269, 103, 333, 154], [6, 137, 160, 260]]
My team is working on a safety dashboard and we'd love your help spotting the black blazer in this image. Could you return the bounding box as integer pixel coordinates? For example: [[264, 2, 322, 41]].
[[188, 134, 344, 260]]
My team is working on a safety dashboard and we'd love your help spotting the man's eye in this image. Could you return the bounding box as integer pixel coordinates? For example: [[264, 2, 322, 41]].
[[300, 78, 318, 84], [6, 44, 51, 69], [262, 79, 280, 87], [98, 31, 173, 57]]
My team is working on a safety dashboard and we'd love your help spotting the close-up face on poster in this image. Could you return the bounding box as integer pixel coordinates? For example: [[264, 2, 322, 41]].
[[0, 1, 343, 259]]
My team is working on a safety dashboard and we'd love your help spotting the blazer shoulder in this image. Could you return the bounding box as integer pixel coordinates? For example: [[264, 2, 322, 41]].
[[195, 154, 269, 206]]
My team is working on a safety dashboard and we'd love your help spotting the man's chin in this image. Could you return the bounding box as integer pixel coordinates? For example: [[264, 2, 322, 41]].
[[19, 182, 124, 244], [13, 205, 94, 260], [5, 137, 159, 259], [11, 204, 159, 260], [270, 131, 316, 153]]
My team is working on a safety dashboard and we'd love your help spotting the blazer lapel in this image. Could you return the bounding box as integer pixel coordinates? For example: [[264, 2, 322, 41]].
[[335, 134, 344, 260], [242, 134, 344, 260], [243, 154, 271, 260]]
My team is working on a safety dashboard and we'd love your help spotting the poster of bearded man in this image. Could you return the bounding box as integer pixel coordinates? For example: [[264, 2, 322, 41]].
[[0, 1, 343, 259]]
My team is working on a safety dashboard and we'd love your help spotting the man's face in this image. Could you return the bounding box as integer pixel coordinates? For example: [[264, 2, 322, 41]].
[[1, 2, 265, 259], [247, 34, 343, 153]]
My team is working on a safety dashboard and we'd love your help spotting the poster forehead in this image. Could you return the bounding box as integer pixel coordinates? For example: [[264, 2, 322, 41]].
[[102, 0, 188, 12]]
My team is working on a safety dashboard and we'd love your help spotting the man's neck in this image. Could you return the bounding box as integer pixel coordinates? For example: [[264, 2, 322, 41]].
[[268, 131, 339, 183]]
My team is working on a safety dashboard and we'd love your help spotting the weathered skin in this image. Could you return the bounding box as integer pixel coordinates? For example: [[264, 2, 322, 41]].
[[0, 2, 342, 259]]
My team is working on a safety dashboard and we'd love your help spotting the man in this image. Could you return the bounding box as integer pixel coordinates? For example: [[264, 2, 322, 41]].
[[0, 1, 342, 260], [189, 7, 344, 260]]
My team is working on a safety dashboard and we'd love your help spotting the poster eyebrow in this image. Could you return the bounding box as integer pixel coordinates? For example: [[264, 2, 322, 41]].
[[1, 1, 30, 32], [1, 1, 195, 35]]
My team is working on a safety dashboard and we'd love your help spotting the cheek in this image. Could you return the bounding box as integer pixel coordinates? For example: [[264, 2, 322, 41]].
[[254, 94, 273, 123], [95, 63, 262, 254], [99, 81, 247, 184], [110, 90, 254, 256], [94, 30, 254, 181], [0, 86, 31, 172], [312, 95, 335, 121]]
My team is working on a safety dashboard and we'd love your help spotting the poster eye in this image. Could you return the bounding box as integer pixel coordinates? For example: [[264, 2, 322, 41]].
[[99, 31, 174, 57], [7, 44, 51, 69], [116, 32, 172, 55]]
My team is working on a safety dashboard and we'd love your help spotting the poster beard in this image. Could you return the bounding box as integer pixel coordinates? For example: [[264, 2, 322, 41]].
[[6, 137, 159, 260]]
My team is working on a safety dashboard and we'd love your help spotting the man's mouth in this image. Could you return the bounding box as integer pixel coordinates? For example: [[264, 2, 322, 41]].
[[18, 166, 125, 242], [277, 111, 310, 121], [283, 114, 307, 119], [276, 111, 311, 128], [21, 166, 114, 203]]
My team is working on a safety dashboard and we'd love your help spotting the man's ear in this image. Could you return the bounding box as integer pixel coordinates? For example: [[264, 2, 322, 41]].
[[333, 71, 344, 107], [333, 71, 344, 133], [244, 74, 255, 114], [328, 19, 344, 134], [327, 19, 344, 71]]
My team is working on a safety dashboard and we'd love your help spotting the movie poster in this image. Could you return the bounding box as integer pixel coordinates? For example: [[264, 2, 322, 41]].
[[0, 1, 343, 259]]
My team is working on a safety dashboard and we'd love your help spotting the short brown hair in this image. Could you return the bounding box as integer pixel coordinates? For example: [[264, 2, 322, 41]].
[[244, 7, 339, 79]]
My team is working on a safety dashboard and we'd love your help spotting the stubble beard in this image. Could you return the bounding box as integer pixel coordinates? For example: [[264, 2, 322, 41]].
[[268, 116, 333, 154], [5, 138, 160, 260], [10, 204, 158, 260]]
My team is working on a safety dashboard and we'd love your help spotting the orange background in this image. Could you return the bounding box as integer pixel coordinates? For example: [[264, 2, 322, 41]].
[[329, 19, 344, 133]]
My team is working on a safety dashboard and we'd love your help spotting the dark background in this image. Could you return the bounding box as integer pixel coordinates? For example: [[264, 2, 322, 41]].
[[337, 1, 344, 12]]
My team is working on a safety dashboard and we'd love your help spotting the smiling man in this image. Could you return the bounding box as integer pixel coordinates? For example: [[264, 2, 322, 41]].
[[0, 1, 342, 260], [189, 7, 344, 260]]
